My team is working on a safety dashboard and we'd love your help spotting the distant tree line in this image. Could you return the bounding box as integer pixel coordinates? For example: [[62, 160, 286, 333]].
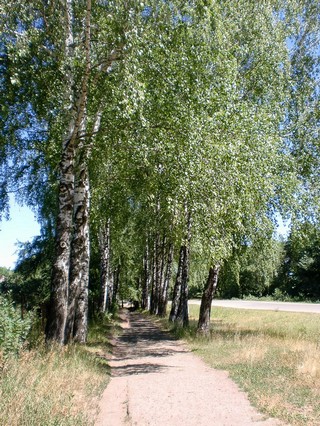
[[218, 223, 320, 301]]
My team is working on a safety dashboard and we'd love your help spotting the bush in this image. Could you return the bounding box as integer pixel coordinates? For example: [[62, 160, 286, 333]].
[[0, 295, 33, 357]]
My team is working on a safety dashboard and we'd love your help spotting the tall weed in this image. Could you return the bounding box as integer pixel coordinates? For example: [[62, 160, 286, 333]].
[[0, 317, 112, 425], [0, 295, 33, 357]]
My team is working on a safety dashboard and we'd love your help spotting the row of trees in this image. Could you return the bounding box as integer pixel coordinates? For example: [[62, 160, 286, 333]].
[[1, 1, 320, 340]]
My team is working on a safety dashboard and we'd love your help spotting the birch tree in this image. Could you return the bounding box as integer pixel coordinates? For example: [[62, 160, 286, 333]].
[[1, 0, 160, 343], [2, 0, 317, 339]]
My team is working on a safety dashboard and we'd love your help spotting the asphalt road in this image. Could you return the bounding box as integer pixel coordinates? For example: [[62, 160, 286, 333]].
[[188, 299, 320, 314]]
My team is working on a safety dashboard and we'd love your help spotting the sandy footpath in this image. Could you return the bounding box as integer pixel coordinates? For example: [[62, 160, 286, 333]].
[[95, 310, 284, 426]]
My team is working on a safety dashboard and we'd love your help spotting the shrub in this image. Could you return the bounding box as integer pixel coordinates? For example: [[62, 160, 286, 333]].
[[0, 294, 33, 357], [272, 288, 290, 301]]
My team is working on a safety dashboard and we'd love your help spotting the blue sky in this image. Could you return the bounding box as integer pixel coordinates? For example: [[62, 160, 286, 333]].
[[0, 198, 40, 269]]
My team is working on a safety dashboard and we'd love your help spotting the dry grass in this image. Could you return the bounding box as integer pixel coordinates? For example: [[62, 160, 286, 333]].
[[0, 320, 112, 426], [177, 305, 320, 426]]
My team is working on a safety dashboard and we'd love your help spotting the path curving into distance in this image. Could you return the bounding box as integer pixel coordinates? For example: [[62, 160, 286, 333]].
[[96, 310, 284, 426]]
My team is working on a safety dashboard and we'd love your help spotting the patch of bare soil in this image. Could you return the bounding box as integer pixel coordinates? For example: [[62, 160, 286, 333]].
[[95, 310, 285, 426]]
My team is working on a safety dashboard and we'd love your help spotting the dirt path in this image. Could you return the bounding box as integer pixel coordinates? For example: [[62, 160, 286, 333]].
[[95, 310, 284, 426]]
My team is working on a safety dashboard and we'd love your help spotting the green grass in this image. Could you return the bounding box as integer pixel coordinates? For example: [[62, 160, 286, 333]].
[[0, 318, 113, 426], [170, 305, 320, 426]]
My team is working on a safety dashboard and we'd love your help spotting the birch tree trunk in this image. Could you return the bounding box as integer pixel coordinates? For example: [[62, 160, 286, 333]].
[[98, 219, 111, 313], [46, 0, 92, 343], [197, 265, 220, 335], [149, 238, 157, 314], [46, 143, 75, 343], [141, 242, 150, 310], [46, 0, 77, 343], [176, 244, 190, 327], [153, 233, 162, 314], [103, 266, 114, 312], [157, 234, 166, 313], [65, 148, 90, 343], [70, 31, 122, 338], [169, 245, 184, 322], [112, 265, 120, 307], [73, 238, 90, 343], [158, 241, 173, 317], [72, 114, 93, 342], [169, 211, 191, 326], [150, 232, 166, 315]]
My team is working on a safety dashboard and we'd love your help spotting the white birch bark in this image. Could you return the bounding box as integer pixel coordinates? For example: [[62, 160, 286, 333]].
[[72, 159, 90, 343], [47, 0, 92, 343], [99, 218, 111, 313], [169, 211, 192, 326], [158, 241, 173, 317], [67, 0, 93, 343], [47, 0, 125, 343], [169, 245, 184, 323], [141, 241, 150, 310], [197, 265, 220, 335], [65, 145, 90, 342], [46, 0, 76, 343], [176, 212, 192, 327]]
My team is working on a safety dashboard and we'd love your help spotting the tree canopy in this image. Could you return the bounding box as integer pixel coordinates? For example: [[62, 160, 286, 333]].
[[1, 0, 320, 341]]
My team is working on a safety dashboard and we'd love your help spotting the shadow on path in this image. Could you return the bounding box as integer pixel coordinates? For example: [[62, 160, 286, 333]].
[[96, 309, 284, 426], [110, 312, 185, 377]]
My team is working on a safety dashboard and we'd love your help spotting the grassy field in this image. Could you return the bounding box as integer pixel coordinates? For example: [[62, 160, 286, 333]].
[[172, 304, 320, 426], [2, 307, 319, 425], [0, 319, 113, 426]]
